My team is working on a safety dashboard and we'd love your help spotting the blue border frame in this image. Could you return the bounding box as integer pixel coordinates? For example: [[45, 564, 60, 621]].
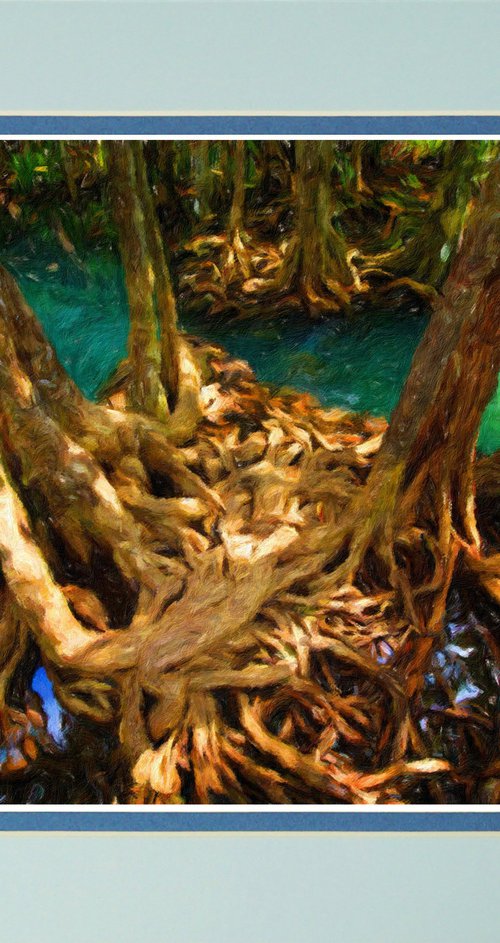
[[0, 812, 499, 831], [0, 115, 500, 136], [0, 113, 498, 832]]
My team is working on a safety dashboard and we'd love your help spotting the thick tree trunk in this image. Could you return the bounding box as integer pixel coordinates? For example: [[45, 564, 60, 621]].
[[331, 157, 500, 725], [295, 141, 353, 301], [107, 141, 167, 420]]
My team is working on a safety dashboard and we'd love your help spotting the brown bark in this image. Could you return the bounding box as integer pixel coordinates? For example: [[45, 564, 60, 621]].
[[228, 141, 246, 240], [247, 142, 355, 313], [131, 142, 180, 406], [326, 157, 500, 742], [107, 141, 167, 420]]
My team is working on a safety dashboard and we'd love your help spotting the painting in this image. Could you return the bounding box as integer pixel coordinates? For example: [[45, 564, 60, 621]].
[[0, 136, 498, 807]]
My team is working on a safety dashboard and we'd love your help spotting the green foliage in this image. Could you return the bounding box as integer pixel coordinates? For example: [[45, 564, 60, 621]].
[[1, 136, 499, 293], [57, 201, 115, 253], [7, 144, 63, 194]]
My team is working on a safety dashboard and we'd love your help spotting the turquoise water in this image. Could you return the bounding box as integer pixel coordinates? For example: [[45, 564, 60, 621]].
[[4, 238, 499, 453]]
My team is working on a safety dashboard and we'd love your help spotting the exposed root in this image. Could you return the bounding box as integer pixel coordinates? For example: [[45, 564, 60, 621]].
[[241, 235, 355, 315], [0, 263, 498, 803], [182, 224, 358, 319]]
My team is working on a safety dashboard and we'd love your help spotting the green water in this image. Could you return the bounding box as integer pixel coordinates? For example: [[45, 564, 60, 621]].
[[3, 238, 500, 453]]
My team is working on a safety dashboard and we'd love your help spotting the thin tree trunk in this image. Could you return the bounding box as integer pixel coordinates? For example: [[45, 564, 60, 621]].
[[131, 141, 180, 407], [351, 141, 372, 195], [193, 140, 214, 221], [59, 142, 78, 203], [107, 141, 167, 420], [228, 140, 246, 239]]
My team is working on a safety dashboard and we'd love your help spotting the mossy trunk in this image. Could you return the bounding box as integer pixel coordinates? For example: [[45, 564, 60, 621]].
[[131, 142, 180, 407], [107, 141, 167, 420]]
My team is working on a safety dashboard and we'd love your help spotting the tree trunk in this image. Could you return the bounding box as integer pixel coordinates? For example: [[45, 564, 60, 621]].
[[228, 141, 245, 240], [131, 142, 180, 407], [155, 141, 190, 240], [255, 141, 354, 314], [334, 155, 500, 648], [218, 140, 252, 283], [193, 141, 214, 222], [351, 141, 372, 195], [107, 141, 167, 420]]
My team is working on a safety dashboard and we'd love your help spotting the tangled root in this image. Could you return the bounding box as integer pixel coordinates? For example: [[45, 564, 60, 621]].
[[0, 264, 498, 804]]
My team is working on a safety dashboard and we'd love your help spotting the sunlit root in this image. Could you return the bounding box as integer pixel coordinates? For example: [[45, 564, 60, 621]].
[[242, 235, 355, 315], [378, 277, 439, 303]]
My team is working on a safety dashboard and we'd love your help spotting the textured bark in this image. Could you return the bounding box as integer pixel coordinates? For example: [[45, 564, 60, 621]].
[[248, 142, 354, 313], [107, 141, 167, 420], [132, 142, 180, 406], [331, 157, 500, 687]]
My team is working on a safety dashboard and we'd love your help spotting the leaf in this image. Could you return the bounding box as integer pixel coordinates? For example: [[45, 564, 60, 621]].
[[7, 202, 21, 220]]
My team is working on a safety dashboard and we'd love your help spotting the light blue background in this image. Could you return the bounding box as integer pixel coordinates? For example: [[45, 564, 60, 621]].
[[0, 833, 498, 943], [0, 2, 499, 114], [0, 3, 499, 941]]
